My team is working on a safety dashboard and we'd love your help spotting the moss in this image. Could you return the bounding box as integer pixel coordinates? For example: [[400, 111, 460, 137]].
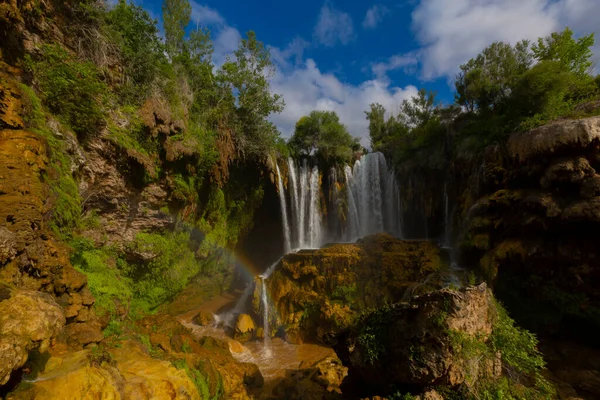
[[19, 83, 82, 238], [480, 240, 527, 281]]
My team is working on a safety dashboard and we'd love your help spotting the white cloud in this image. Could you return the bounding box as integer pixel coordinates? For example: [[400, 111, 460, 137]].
[[189, 3, 240, 67], [363, 5, 390, 29], [270, 57, 418, 146], [405, 0, 600, 80], [185, 3, 417, 147], [190, 1, 225, 26], [313, 3, 355, 47], [371, 52, 419, 79]]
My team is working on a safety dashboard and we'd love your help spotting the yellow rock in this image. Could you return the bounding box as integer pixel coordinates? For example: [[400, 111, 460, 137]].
[[8, 342, 200, 400], [235, 314, 256, 334]]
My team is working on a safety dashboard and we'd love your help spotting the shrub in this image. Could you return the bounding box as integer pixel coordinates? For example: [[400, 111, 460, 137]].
[[23, 44, 106, 139]]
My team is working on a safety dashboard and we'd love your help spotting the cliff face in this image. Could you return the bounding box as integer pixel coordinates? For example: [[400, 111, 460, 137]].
[[460, 116, 600, 344], [397, 114, 600, 345]]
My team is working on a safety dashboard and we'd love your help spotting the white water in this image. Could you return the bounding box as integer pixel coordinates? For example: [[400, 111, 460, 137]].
[[279, 152, 402, 249], [216, 282, 254, 328], [344, 152, 402, 242], [275, 163, 292, 253], [285, 158, 322, 249]]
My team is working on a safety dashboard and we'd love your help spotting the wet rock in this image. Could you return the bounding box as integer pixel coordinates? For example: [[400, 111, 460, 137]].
[[0, 285, 65, 385], [192, 310, 214, 326], [234, 314, 256, 343]]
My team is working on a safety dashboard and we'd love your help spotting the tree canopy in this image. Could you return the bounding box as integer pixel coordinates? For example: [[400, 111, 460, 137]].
[[289, 110, 360, 165]]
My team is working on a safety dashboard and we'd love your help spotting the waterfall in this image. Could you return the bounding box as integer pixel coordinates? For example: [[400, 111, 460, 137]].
[[307, 166, 322, 248], [217, 282, 255, 328], [278, 152, 401, 248], [275, 163, 291, 253], [260, 277, 271, 355], [344, 152, 402, 242], [443, 182, 451, 248]]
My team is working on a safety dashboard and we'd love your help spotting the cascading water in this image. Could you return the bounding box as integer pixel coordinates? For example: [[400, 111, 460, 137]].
[[285, 158, 323, 249], [260, 277, 271, 355], [443, 182, 451, 248], [344, 152, 402, 242], [275, 163, 291, 253], [279, 152, 402, 248]]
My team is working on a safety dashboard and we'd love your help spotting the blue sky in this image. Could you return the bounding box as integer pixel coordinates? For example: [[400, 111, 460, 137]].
[[131, 0, 600, 143]]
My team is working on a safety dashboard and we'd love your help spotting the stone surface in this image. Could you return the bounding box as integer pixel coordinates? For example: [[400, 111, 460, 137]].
[[508, 116, 600, 161], [270, 356, 347, 400], [256, 234, 444, 343], [6, 342, 199, 400], [0, 285, 66, 385], [331, 284, 496, 394], [192, 310, 214, 326]]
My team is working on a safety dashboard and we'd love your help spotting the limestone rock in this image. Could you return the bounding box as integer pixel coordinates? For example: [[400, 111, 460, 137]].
[[0, 227, 17, 265], [234, 314, 256, 343], [271, 356, 347, 400], [65, 320, 103, 347], [508, 116, 600, 161], [192, 310, 214, 326], [7, 341, 199, 399], [541, 157, 595, 188], [0, 285, 66, 385], [257, 234, 444, 343], [331, 284, 496, 393]]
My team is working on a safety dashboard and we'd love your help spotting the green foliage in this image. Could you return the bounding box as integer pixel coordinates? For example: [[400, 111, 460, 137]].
[[289, 110, 359, 165], [455, 40, 531, 114], [491, 300, 546, 376], [172, 359, 216, 400], [23, 44, 106, 139], [367, 90, 446, 165], [332, 283, 357, 303], [162, 0, 191, 57], [219, 31, 285, 159], [355, 304, 394, 365], [532, 27, 595, 78], [105, 0, 166, 103], [124, 231, 198, 312], [19, 83, 82, 237], [70, 237, 132, 314], [103, 319, 123, 338]]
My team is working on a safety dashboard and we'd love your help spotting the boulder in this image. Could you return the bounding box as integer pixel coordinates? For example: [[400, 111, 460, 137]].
[[0, 285, 66, 385], [271, 356, 347, 400], [234, 314, 256, 343], [6, 341, 199, 399], [331, 284, 497, 395], [192, 310, 214, 326]]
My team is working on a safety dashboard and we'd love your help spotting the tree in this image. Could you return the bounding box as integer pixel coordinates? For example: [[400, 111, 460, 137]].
[[162, 0, 191, 57], [455, 41, 531, 114], [289, 110, 357, 164], [365, 103, 386, 150], [106, 0, 165, 101], [532, 27, 595, 78], [218, 31, 285, 158], [399, 88, 439, 128]]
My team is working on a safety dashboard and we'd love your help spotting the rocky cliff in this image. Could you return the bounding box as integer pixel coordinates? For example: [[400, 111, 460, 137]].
[[252, 234, 446, 344]]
